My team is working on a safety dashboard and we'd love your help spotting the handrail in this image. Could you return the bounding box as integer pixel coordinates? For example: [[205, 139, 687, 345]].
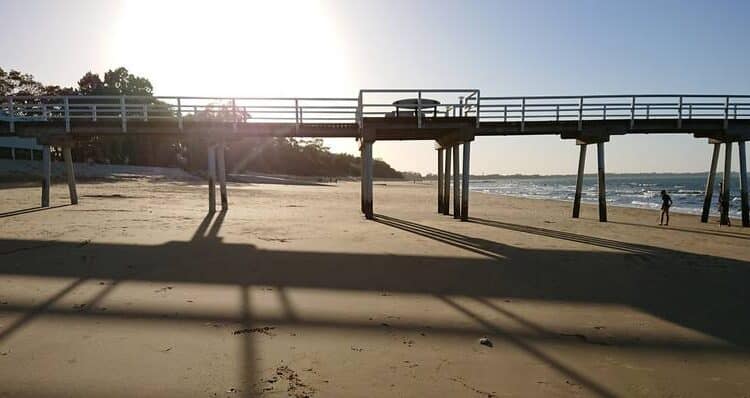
[[2, 93, 749, 135]]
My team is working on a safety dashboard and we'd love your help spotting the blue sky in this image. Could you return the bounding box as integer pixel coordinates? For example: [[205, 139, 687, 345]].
[[1, 0, 748, 174]]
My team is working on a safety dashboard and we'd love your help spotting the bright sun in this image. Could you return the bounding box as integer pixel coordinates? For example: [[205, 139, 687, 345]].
[[112, 0, 352, 97]]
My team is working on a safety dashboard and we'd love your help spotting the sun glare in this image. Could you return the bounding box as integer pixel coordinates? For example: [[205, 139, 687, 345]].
[[111, 0, 352, 97]]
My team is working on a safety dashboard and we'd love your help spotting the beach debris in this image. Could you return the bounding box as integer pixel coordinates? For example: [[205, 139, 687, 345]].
[[72, 303, 86, 311], [226, 387, 239, 393], [160, 346, 172, 352], [449, 376, 497, 397], [380, 322, 390, 327], [402, 338, 415, 347], [479, 337, 493, 347], [154, 286, 173, 293], [78, 239, 91, 247], [0, 349, 9, 356], [263, 365, 315, 398], [233, 326, 276, 336], [351, 346, 364, 352]]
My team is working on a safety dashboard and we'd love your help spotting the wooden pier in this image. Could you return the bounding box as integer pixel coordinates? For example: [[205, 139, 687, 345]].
[[2, 90, 749, 226]]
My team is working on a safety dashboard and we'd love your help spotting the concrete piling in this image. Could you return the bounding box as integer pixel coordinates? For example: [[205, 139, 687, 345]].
[[363, 141, 374, 219], [701, 143, 721, 223], [597, 142, 607, 222], [739, 141, 749, 227], [207, 145, 217, 213], [572, 143, 587, 218], [63, 146, 78, 205], [461, 141, 471, 221], [453, 145, 461, 219], [443, 146, 451, 215], [720, 142, 733, 225], [41, 146, 51, 207], [437, 148, 444, 213], [216, 141, 228, 211]]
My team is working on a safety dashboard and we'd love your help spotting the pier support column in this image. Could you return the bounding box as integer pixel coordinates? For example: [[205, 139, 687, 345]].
[[437, 148, 444, 213], [461, 141, 471, 221], [453, 145, 461, 219], [217, 140, 228, 211], [363, 141, 374, 219], [597, 142, 607, 222], [443, 146, 451, 215], [207, 145, 217, 213], [701, 143, 721, 223], [720, 142, 733, 225], [739, 141, 749, 227], [41, 146, 51, 207], [360, 144, 365, 213], [572, 143, 587, 218], [63, 146, 78, 205]]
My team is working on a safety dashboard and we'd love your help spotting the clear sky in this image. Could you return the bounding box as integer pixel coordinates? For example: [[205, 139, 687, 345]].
[[2, 0, 749, 175]]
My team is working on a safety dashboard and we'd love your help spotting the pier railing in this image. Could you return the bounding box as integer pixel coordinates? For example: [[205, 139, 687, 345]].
[[3, 93, 750, 134], [478, 95, 750, 131], [0, 95, 359, 133]]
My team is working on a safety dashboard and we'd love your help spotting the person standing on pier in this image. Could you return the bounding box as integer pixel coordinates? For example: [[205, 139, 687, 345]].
[[659, 190, 672, 226]]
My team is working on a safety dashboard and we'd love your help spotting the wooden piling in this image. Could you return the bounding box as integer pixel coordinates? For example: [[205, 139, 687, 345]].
[[360, 145, 365, 213], [207, 145, 216, 213], [443, 147, 451, 215], [572, 143, 587, 218], [461, 142, 471, 221], [739, 141, 749, 227], [437, 149, 444, 213], [63, 147, 78, 205], [217, 141, 228, 211], [701, 143, 721, 223], [41, 146, 51, 207], [720, 142, 733, 225], [597, 142, 607, 222], [363, 141, 374, 219], [453, 144, 460, 219]]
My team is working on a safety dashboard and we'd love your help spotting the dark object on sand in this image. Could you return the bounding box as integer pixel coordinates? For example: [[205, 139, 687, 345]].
[[479, 337, 493, 347]]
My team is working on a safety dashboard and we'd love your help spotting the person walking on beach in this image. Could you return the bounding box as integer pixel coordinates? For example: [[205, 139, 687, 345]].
[[659, 190, 672, 226]]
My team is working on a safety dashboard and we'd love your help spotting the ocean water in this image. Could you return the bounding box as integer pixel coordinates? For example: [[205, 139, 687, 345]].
[[469, 173, 744, 218]]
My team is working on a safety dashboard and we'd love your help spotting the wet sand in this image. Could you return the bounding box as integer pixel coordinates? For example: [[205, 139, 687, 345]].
[[1, 178, 749, 397]]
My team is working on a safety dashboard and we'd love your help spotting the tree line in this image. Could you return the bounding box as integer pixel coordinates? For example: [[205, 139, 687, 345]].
[[1, 67, 403, 178]]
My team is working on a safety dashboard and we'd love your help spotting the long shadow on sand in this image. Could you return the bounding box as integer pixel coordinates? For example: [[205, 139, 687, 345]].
[[1, 212, 749, 396]]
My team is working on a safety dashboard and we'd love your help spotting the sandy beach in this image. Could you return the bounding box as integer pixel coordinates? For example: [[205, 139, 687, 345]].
[[1, 177, 749, 397]]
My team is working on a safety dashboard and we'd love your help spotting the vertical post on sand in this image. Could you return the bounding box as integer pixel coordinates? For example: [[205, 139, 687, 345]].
[[217, 139, 228, 211], [443, 146, 451, 215], [572, 143, 587, 218], [360, 143, 365, 214], [720, 142, 733, 225], [597, 142, 607, 222], [437, 148, 444, 213], [461, 141, 471, 221], [701, 143, 721, 223], [207, 144, 217, 213], [453, 144, 460, 219], [738, 141, 749, 227], [41, 146, 51, 207], [63, 146, 78, 205], [363, 141, 374, 219]]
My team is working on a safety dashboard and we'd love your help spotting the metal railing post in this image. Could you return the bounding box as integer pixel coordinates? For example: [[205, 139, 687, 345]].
[[8, 96, 14, 133], [295, 98, 300, 133], [555, 104, 560, 122], [646, 104, 650, 120], [459, 97, 464, 117], [177, 97, 183, 130], [724, 96, 730, 130], [520, 97, 526, 132], [503, 105, 507, 122], [417, 91, 422, 128], [299, 106, 303, 124], [42, 103, 48, 120], [92, 104, 97, 122], [120, 96, 127, 132], [577, 97, 583, 131], [689, 103, 693, 119], [64, 97, 70, 132], [603, 104, 607, 120], [143, 104, 148, 122], [475, 90, 480, 128], [677, 96, 683, 128], [630, 96, 635, 129]]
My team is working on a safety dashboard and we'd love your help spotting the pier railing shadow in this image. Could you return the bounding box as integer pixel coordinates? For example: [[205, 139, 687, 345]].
[[1, 212, 749, 396]]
